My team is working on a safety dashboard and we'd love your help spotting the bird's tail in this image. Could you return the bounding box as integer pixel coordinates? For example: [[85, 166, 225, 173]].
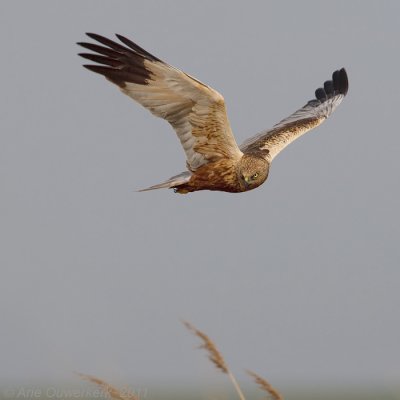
[[137, 171, 192, 192]]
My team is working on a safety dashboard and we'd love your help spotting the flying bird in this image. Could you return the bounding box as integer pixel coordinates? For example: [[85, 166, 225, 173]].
[[78, 33, 348, 194]]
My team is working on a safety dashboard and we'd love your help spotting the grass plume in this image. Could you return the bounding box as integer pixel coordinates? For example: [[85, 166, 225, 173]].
[[246, 370, 284, 400], [182, 320, 228, 373], [78, 373, 139, 400]]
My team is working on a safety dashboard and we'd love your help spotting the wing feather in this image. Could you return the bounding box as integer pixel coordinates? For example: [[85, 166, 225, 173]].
[[78, 33, 242, 170], [240, 68, 348, 160]]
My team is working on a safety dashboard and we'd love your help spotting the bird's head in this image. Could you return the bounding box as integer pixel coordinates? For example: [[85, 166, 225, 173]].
[[237, 153, 269, 191]]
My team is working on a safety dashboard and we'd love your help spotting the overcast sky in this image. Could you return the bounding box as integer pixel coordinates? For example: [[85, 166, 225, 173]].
[[1, 0, 400, 392]]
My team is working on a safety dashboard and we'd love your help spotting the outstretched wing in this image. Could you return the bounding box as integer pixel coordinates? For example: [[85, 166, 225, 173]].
[[240, 68, 348, 161], [78, 33, 242, 171]]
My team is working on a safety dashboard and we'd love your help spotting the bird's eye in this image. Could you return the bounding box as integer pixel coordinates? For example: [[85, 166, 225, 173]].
[[251, 172, 259, 180]]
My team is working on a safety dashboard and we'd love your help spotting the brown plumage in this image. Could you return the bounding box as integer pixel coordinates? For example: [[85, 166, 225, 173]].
[[78, 33, 349, 194]]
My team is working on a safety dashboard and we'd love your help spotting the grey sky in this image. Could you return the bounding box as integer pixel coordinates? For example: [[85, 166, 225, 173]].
[[1, 0, 399, 390]]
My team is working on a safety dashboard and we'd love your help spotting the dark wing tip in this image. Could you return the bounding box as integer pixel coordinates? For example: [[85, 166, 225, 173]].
[[115, 33, 162, 62], [332, 68, 349, 96], [314, 68, 349, 103], [85, 32, 104, 41], [323, 80, 335, 97], [79, 52, 122, 67], [84, 32, 128, 52], [77, 32, 156, 86], [82, 64, 111, 74], [315, 87, 327, 101], [82, 64, 133, 87]]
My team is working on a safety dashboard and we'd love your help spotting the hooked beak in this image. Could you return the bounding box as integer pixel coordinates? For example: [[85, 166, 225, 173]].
[[241, 175, 250, 189]]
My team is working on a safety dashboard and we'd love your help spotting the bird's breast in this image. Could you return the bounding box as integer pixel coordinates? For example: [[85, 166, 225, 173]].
[[189, 159, 243, 193]]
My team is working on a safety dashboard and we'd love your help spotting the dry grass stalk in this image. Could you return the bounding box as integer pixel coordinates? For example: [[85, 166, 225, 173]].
[[246, 370, 284, 400], [182, 320, 246, 400], [78, 373, 140, 400]]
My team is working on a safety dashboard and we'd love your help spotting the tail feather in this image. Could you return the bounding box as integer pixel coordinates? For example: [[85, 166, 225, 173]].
[[137, 171, 191, 192]]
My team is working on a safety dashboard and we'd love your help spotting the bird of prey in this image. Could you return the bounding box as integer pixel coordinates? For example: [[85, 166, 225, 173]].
[[78, 33, 348, 194]]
